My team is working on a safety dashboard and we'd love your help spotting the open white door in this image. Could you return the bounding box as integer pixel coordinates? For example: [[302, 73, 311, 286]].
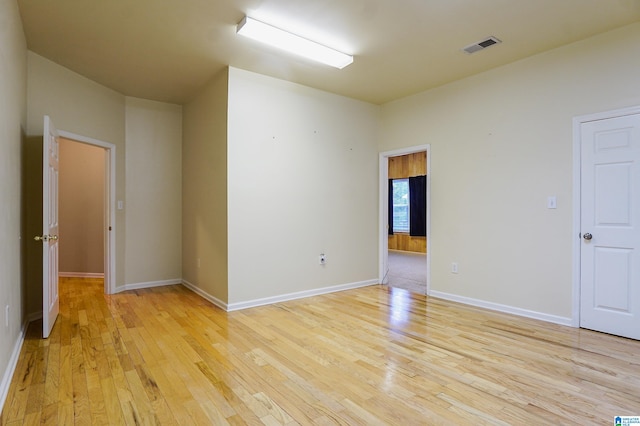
[[580, 113, 640, 340], [39, 116, 60, 338]]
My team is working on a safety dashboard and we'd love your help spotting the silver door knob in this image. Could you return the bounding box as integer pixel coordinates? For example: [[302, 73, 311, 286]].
[[583, 233, 593, 240], [34, 235, 58, 242]]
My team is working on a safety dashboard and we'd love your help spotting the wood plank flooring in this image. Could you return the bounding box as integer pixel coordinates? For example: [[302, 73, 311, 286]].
[[2, 277, 640, 424]]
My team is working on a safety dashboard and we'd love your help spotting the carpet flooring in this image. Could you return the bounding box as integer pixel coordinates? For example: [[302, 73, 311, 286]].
[[387, 250, 427, 294]]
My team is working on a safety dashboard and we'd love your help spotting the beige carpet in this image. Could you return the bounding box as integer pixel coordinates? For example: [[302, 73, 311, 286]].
[[387, 250, 427, 294]]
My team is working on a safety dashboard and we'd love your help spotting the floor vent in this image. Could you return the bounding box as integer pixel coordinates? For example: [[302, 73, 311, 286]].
[[462, 36, 501, 54]]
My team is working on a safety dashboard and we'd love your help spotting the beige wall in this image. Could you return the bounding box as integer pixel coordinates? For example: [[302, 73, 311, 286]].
[[227, 68, 379, 304], [0, 0, 27, 407], [125, 97, 182, 285], [59, 139, 105, 274], [182, 69, 229, 303], [379, 23, 640, 319]]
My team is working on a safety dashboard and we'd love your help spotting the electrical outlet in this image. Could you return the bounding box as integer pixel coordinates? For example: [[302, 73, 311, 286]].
[[319, 253, 326, 265], [451, 262, 459, 274]]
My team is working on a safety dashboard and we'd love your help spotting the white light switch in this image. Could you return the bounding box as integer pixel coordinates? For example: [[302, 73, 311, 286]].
[[117, 200, 124, 210], [547, 196, 557, 209]]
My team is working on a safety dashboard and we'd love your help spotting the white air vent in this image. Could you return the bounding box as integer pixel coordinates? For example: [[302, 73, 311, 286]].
[[462, 36, 501, 54]]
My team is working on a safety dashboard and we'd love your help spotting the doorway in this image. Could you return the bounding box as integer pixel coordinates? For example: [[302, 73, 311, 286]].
[[573, 106, 640, 340], [57, 130, 116, 294], [379, 145, 431, 294], [58, 139, 106, 280]]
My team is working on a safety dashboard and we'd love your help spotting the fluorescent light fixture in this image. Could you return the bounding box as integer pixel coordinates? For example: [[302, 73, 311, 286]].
[[237, 16, 353, 69]]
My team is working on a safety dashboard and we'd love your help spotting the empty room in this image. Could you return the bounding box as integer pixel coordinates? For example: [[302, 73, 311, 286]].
[[1, 0, 640, 424]]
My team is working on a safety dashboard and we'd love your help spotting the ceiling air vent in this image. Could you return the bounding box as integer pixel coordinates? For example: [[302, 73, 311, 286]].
[[462, 36, 501, 54]]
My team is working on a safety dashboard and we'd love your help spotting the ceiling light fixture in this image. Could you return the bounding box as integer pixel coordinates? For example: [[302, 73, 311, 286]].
[[237, 16, 353, 69]]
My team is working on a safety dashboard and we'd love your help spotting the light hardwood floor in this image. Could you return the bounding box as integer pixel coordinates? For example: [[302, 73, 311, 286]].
[[2, 277, 639, 425]]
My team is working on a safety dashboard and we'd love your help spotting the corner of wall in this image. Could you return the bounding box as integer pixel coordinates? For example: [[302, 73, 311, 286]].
[[181, 68, 229, 304]]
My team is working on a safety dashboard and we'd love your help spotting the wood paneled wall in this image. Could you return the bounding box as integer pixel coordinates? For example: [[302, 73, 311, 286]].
[[388, 234, 426, 253], [388, 151, 427, 179], [389, 151, 427, 253]]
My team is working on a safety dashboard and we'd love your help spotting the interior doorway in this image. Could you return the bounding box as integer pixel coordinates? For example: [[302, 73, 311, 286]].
[[57, 130, 116, 294], [58, 139, 106, 280], [379, 145, 430, 295]]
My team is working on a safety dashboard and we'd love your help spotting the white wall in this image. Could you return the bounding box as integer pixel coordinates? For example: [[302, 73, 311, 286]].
[[227, 68, 380, 305], [125, 97, 182, 286], [0, 0, 27, 411], [379, 23, 640, 319]]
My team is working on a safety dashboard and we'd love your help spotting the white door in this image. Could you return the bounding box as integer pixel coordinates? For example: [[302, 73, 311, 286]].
[[580, 113, 640, 340], [41, 116, 60, 338]]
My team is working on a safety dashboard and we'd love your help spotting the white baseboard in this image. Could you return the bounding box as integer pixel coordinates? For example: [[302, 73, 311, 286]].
[[182, 279, 379, 312], [429, 290, 573, 327], [0, 314, 36, 415], [114, 278, 183, 293], [228, 279, 379, 311], [59, 272, 104, 278], [181, 280, 228, 311]]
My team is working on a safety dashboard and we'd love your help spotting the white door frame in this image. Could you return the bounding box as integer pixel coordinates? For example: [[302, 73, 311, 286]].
[[58, 129, 117, 295], [572, 104, 640, 327], [379, 145, 431, 293]]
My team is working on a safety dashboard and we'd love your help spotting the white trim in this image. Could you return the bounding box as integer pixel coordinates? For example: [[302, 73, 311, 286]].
[[430, 290, 573, 327], [379, 155, 389, 284], [59, 272, 105, 278], [571, 104, 640, 328], [181, 279, 378, 312], [181, 280, 228, 311], [58, 130, 116, 295], [571, 115, 582, 328], [227, 279, 379, 311], [113, 279, 183, 293], [379, 145, 431, 293], [0, 314, 34, 414]]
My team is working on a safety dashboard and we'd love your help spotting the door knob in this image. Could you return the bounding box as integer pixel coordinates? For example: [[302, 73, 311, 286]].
[[583, 233, 593, 240], [34, 235, 58, 242]]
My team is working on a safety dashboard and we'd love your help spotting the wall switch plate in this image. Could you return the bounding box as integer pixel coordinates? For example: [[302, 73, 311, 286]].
[[5, 305, 9, 328], [117, 200, 124, 210], [319, 254, 326, 265], [451, 262, 459, 274], [547, 196, 557, 209]]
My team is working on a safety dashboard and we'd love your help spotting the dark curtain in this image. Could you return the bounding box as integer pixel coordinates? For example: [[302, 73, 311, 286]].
[[409, 175, 426, 237], [388, 179, 394, 235]]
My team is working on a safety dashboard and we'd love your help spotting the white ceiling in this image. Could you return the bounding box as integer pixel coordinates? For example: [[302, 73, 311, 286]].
[[17, 0, 640, 105]]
